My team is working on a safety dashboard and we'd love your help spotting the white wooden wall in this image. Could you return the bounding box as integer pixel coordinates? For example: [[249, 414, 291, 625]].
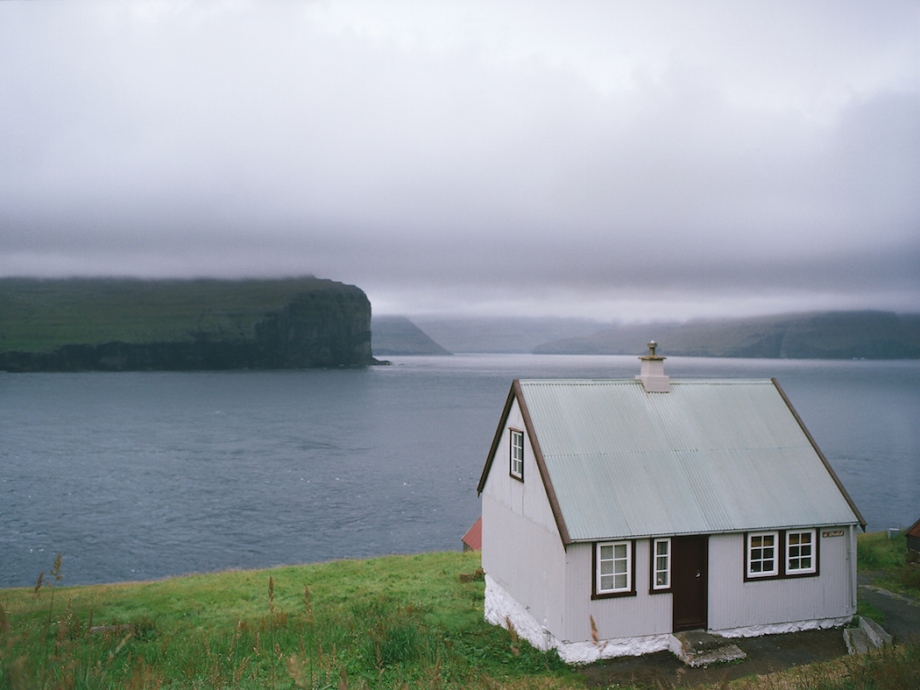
[[708, 526, 856, 632], [561, 541, 673, 643], [481, 398, 568, 637]]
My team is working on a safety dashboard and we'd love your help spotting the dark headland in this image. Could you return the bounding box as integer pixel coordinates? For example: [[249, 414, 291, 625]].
[[0, 277, 378, 371]]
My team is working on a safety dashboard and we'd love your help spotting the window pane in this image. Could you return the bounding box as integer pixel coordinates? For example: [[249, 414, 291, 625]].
[[510, 431, 524, 478], [787, 531, 815, 573], [749, 532, 779, 576], [597, 541, 631, 592]]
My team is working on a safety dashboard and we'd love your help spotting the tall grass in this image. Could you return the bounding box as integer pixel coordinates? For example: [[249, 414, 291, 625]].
[[0, 552, 572, 689], [732, 640, 920, 690], [858, 531, 920, 598], [5, 536, 920, 688], [857, 532, 907, 572]]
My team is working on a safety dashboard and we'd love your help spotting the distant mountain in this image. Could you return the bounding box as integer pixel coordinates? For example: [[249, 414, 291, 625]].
[[534, 311, 920, 359], [412, 316, 604, 354], [371, 316, 450, 355]]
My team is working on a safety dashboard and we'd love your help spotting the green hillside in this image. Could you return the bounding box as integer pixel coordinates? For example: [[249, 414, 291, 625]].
[[0, 277, 338, 352], [0, 277, 375, 370]]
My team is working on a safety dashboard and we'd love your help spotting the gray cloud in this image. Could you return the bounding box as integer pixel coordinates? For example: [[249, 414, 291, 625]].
[[1, 1, 917, 321]]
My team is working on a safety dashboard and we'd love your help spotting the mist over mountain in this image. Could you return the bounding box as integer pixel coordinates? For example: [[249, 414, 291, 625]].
[[533, 311, 920, 359], [375, 311, 920, 359], [411, 316, 603, 354], [371, 316, 449, 356]]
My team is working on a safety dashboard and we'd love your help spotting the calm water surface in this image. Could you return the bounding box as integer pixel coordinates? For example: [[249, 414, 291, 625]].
[[2, 355, 918, 587]]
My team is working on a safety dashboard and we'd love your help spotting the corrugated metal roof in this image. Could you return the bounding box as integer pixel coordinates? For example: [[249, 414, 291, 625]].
[[519, 379, 860, 542]]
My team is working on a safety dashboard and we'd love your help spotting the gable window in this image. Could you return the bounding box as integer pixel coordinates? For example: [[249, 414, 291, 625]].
[[651, 538, 671, 591], [509, 429, 524, 480], [786, 529, 816, 575], [594, 541, 635, 597], [747, 532, 779, 578]]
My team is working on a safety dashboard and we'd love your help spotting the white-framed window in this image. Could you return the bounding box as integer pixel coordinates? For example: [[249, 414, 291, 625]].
[[509, 429, 524, 480], [652, 538, 671, 590], [596, 541, 632, 595], [747, 531, 779, 578], [786, 529, 816, 574]]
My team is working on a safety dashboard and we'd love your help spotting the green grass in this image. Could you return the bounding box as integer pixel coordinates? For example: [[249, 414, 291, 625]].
[[857, 530, 920, 599], [0, 552, 574, 689], [4, 536, 919, 689], [857, 532, 908, 572], [0, 277, 352, 352], [723, 642, 920, 690]]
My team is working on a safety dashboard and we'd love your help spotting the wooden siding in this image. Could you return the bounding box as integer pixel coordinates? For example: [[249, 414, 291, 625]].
[[562, 541, 672, 643], [708, 527, 856, 632], [481, 397, 568, 636], [482, 398, 559, 533]]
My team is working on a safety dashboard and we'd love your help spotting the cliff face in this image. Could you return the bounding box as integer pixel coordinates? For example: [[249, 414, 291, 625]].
[[254, 286, 374, 368], [0, 279, 375, 371]]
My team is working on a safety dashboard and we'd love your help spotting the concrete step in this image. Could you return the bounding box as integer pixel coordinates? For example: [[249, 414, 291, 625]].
[[844, 627, 872, 655], [859, 615, 893, 648], [845, 616, 892, 654], [669, 631, 747, 668]]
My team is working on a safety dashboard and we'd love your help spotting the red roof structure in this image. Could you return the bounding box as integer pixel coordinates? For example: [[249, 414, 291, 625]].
[[461, 516, 482, 551], [907, 517, 920, 554]]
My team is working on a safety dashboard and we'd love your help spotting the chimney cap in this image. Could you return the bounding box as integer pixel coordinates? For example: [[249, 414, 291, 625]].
[[640, 340, 665, 361]]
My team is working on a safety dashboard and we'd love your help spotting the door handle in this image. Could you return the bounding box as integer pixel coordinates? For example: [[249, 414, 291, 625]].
[[695, 570, 701, 578]]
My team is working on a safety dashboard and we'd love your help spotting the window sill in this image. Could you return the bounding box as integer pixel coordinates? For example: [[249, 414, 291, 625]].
[[591, 590, 637, 600]]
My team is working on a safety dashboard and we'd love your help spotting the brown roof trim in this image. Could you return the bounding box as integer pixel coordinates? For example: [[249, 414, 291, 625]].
[[476, 380, 572, 546], [477, 384, 517, 494], [771, 378, 867, 530], [514, 380, 573, 545]]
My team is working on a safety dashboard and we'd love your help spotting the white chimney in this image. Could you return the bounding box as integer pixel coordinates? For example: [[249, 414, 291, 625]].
[[637, 340, 670, 393]]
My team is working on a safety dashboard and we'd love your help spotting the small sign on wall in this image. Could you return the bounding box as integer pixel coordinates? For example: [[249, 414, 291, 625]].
[[822, 530, 845, 538]]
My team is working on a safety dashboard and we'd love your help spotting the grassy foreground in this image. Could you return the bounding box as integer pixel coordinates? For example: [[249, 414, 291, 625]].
[[2, 537, 919, 689], [0, 551, 572, 689]]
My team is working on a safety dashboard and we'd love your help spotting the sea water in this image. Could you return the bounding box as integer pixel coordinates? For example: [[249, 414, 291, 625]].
[[1, 355, 918, 587]]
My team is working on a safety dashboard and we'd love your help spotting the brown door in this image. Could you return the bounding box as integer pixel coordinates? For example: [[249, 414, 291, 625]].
[[672, 535, 708, 632]]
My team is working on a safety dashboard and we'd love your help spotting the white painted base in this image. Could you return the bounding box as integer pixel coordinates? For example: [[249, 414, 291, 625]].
[[713, 616, 852, 639], [484, 574, 853, 665], [484, 574, 671, 665]]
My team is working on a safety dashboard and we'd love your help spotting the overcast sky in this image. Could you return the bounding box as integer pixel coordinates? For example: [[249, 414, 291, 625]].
[[1, 1, 917, 321]]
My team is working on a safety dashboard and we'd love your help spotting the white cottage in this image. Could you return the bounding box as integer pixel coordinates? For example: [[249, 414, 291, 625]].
[[476, 344, 865, 664]]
